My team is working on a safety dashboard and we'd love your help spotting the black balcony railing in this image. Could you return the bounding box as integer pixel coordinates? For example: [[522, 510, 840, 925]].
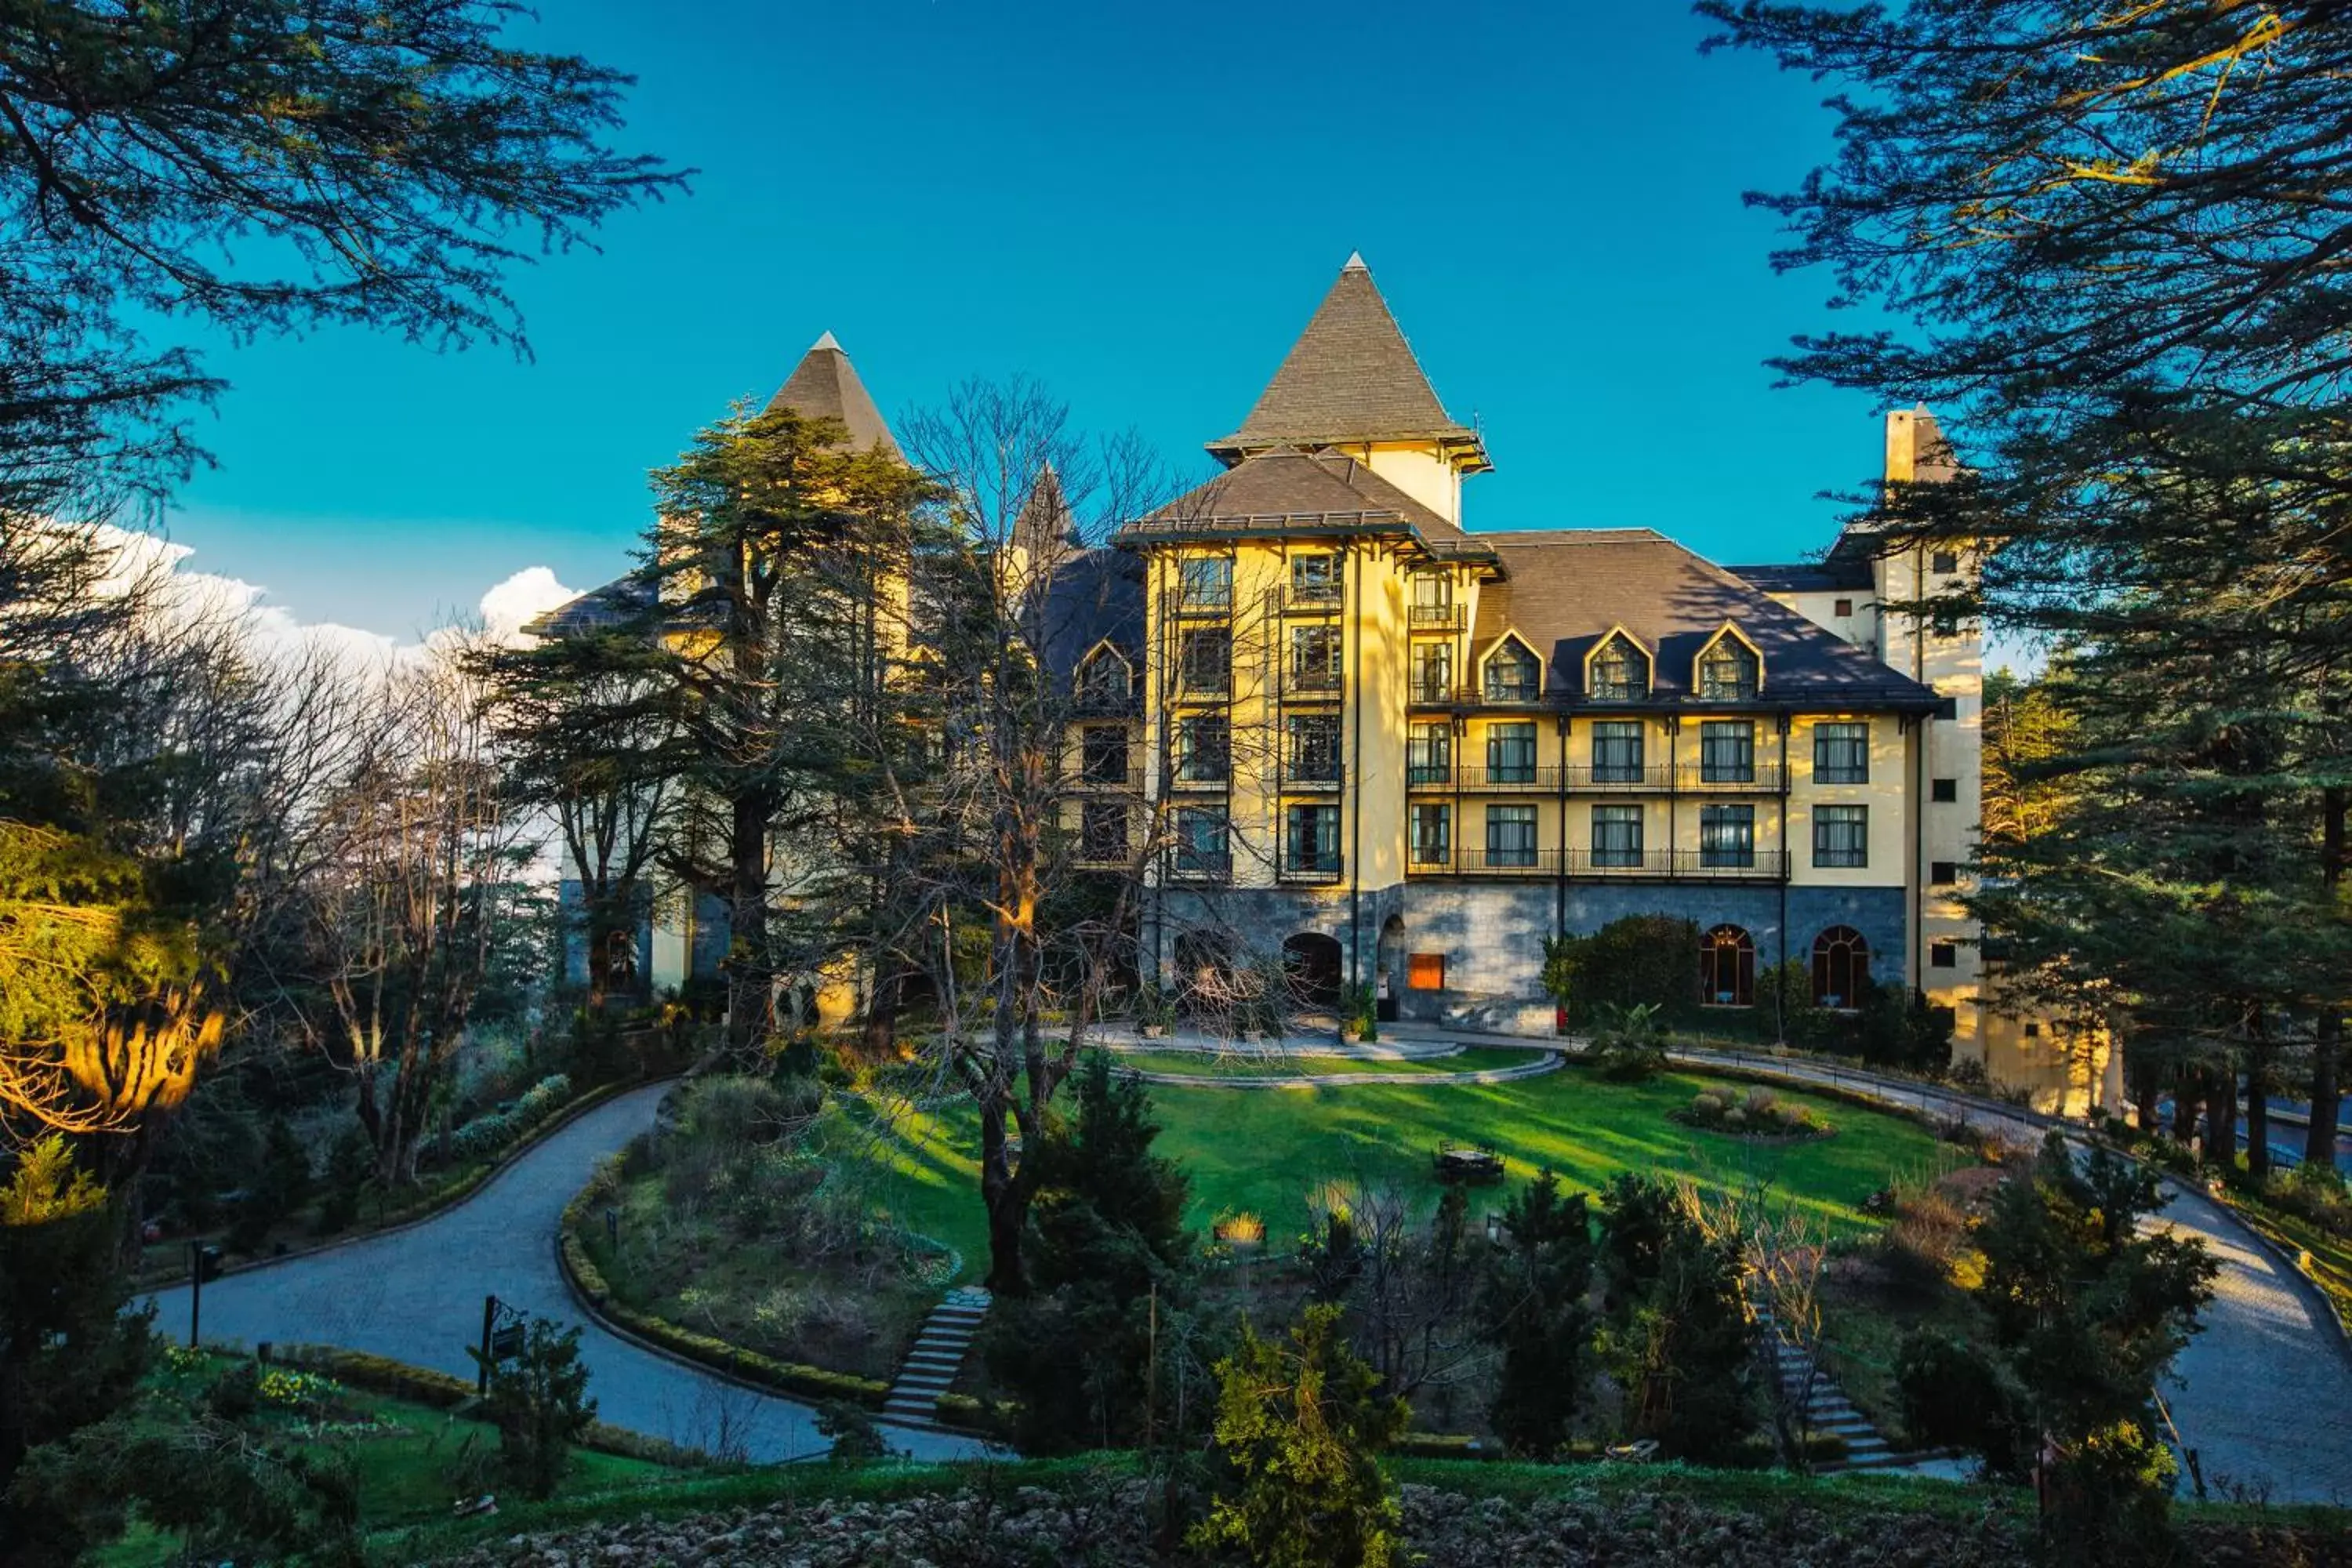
[[1680, 762, 1786, 791], [1279, 854, 1345, 884], [1075, 764, 1144, 790], [1405, 848, 1793, 880], [1288, 666, 1344, 694], [1285, 584, 1345, 613], [1453, 764, 1560, 791], [1566, 763, 1673, 790], [1175, 589, 1232, 615], [1169, 769, 1229, 790], [1282, 770, 1344, 791], [1169, 854, 1232, 881], [1406, 764, 1453, 789], [1407, 603, 1466, 631]]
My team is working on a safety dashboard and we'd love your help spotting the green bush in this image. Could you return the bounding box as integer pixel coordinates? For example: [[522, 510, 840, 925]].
[[1544, 916, 1702, 1026], [474, 1318, 596, 1501], [815, 1400, 888, 1464], [1895, 1329, 2022, 1468]]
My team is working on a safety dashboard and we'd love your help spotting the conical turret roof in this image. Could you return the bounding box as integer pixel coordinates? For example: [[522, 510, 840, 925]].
[[764, 331, 902, 458], [1208, 255, 1486, 469]]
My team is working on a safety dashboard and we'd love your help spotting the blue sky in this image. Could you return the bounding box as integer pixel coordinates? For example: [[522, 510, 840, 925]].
[[158, 1, 1886, 637]]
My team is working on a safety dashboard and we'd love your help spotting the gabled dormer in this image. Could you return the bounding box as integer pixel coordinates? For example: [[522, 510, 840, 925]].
[[1693, 622, 1762, 702], [1479, 631, 1544, 703], [1075, 640, 1136, 710], [1584, 626, 1652, 702]]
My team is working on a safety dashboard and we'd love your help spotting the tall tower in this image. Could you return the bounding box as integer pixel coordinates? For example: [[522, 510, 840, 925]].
[[1206, 253, 1490, 525]]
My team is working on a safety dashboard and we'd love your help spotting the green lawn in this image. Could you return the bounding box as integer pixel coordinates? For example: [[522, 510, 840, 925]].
[[853, 1065, 1958, 1279], [1110, 1045, 1545, 1079]]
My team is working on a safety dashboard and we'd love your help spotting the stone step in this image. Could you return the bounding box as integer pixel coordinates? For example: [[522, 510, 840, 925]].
[[892, 1365, 956, 1387], [902, 1355, 964, 1374]]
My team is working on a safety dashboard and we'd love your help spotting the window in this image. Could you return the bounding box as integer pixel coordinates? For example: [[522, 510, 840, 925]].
[[1930, 859, 1959, 886], [1833, 597, 1854, 618], [1410, 573, 1454, 625], [1486, 804, 1538, 868], [1175, 715, 1229, 783], [1813, 804, 1868, 868], [1931, 777, 1958, 803], [1287, 713, 1341, 783], [1178, 627, 1230, 695], [1077, 650, 1131, 706], [1592, 804, 1643, 867], [1178, 555, 1232, 611], [1591, 720, 1644, 784], [1697, 637, 1759, 701], [1080, 726, 1129, 785], [1407, 953, 1447, 989], [1813, 721, 1870, 784], [1486, 722, 1538, 785], [1811, 926, 1870, 1007], [1929, 941, 1958, 969], [1485, 642, 1540, 702], [1290, 553, 1341, 603], [1174, 807, 1229, 877], [1700, 925, 1755, 1007], [1930, 550, 1959, 575], [1699, 720, 1755, 783], [1699, 804, 1755, 868], [1080, 801, 1127, 862], [1285, 804, 1341, 874], [1411, 641, 1454, 702], [1407, 722, 1452, 786], [1588, 633, 1647, 700], [1410, 803, 1452, 866], [2024, 1022, 2042, 1039], [1290, 625, 1342, 691]]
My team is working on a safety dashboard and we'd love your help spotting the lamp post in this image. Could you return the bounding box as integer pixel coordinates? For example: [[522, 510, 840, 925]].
[[188, 1244, 223, 1347]]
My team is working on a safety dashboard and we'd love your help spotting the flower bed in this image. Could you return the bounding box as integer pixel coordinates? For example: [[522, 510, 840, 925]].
[[1670, 1085, 1833, 1142]]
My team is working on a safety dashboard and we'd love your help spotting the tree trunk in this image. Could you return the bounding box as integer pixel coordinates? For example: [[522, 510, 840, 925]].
[[2133, 1073, 2160, 1134], [2310, 1014, 2341, 1172], [978, 1095, 1026, 1296], [2172, 1076, 2201, 1146], [860, 964, 900, 1057], [2207, 1064, 2237, 1172], [724, 789, 774, 1062], [2245, 1043, 2271, 1181]]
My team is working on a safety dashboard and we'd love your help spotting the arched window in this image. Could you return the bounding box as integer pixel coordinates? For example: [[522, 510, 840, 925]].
[[1699, 925, 1755, 1007], [1812, 926, 1870, 1009], [1588, 633, 1648, 701], [1484, 641, 1540, 702], [1697, 636, 1759, 701]]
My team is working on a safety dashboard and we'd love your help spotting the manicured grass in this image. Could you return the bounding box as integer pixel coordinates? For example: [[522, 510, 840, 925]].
[[852, 1063, 1958, 1279], [1112, 1045, 1545, 1079]]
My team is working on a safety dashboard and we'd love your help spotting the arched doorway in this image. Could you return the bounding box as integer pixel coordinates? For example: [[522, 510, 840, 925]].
[[1282, 931, 1345, 1014], [1812, 926, 1870, 1009], [1699, 924, 1755, 1007]]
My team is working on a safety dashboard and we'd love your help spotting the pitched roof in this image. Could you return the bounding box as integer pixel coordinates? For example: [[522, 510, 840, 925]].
[[523, 572, 656, 640], [1730, 560, 1875, 593], [764, 331, 902, 458], [1040, 547, 1145, 689], [1116, 447, 1490, 559], [1473, 529, 1938, 709], [1208, 256, 1487, 466]]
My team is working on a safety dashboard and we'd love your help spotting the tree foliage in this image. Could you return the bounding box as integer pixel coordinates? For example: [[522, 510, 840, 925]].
[[1476, 1169, 1595, 1457]]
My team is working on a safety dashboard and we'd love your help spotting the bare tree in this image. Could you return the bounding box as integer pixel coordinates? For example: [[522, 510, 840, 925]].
[[305, 641, 528, 1184], [1683, 1174, 1832, 1471]]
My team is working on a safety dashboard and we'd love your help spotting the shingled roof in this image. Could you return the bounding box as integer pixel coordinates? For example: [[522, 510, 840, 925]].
[[764, 331, 902, 458], [1116, 447, 1491, 559], [1472, 530, 1938, 710], [1041, 547, 1145, 691], [1207, 256, 1489, 470]]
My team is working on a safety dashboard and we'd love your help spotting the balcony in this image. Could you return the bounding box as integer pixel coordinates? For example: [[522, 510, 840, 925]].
[[1279, 853, 1345, 885], [1408, 602, 1467, 633], [1073, 764, 1143, 792], [1284, 583, 1345, 615], [1566, 763, 1675, 792], [1406, 764, 1453, 789], [1562, 848, 1791, 881], [1287, 666, 1345, 696], [1075, 840, 1131, 869], [1416, 848, 1557, 876], [1168, 853, 1232, 883], [1168, 768, 1230, 792], [1281, 769, 1344, 793], [1174, 588, 1233, 617], [1677, 762, 1788, 793], [1072, 685, 1139, 717], [1452, 764, 1559, 792]]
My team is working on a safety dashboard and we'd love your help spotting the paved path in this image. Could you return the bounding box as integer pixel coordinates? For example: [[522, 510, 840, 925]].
[[1392, 1029, 2352, 1505], [1096, 1025, 1561, 1088], [144, 1083, 986, 1465]]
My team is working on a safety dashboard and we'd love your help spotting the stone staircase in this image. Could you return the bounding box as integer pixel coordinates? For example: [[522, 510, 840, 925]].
[[1754, 1305, 1951, 1475], [884, 1286, 991, 1426]]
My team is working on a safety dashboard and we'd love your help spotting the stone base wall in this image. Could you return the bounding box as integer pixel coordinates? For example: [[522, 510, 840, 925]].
[[1148, 882, 1404, 991]]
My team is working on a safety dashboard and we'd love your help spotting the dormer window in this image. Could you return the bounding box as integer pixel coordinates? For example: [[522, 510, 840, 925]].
[[1483, 641, 1540, 702], [1588, 633, 1649, 702], [1077, 648, 1131, 707], [1697, 633, 1760, 701]]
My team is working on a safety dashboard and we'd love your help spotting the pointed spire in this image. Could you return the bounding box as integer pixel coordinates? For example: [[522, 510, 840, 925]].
[[763, 332, 902, 458], [1208, 256, 1486, 470]]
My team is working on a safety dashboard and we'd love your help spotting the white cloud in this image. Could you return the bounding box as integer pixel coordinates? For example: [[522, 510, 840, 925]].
[[79, 521, 572, 671]]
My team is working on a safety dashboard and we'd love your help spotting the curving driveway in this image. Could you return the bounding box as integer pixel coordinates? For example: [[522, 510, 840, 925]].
[[1665, 1044, 2352, 1504], [143, 1083, 985, 1465]]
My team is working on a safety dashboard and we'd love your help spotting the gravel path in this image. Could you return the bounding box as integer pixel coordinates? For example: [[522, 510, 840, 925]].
[[143, 1083, 987, 1465], [1652, 1043, 2352, 1503]]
